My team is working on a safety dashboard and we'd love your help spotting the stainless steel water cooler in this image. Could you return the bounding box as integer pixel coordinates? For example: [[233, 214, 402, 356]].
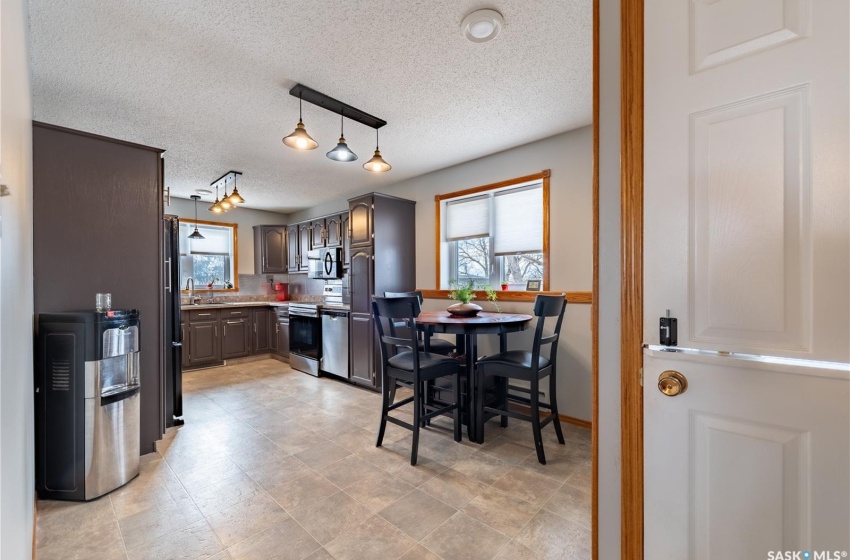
[[36, 310, 141, 501]]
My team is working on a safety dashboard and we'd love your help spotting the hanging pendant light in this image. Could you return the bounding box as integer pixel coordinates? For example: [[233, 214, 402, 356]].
[[282, 93, 318, 150], [326, 112, 358, 162], [219, 181, 233, 211], [363, 128, 391, 172], [226, 173, 245, 205], [188, 196, 205, 239], [209, 185, 225, 213]]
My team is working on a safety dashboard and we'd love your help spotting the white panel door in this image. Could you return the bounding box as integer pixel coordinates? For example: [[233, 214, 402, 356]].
[[644, 0, 849, 558]]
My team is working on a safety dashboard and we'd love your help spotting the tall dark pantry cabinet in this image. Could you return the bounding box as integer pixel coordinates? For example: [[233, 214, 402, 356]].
[[348, 193, 416, 390], [33, 122, 165, 454]]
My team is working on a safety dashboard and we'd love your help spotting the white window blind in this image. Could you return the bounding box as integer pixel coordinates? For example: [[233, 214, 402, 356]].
[[445, 194, 490, 241], [493, 184, 543, 255], [185, 225, 232, 255]]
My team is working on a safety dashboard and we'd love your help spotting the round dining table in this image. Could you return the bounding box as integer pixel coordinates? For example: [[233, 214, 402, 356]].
[[416, 310, 533, 442]]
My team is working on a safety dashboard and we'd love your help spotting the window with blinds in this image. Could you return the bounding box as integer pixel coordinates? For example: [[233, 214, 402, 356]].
[[438, 174, 548, 290], [179, 221, 237, 290]]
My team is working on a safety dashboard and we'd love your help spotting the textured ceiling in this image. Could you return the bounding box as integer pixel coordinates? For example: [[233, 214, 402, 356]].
[[29, 0, 592, 213]]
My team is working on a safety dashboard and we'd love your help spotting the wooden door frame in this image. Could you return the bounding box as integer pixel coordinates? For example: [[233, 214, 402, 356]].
[[591, 0, 601, 559], [620, 0, 644, 558]]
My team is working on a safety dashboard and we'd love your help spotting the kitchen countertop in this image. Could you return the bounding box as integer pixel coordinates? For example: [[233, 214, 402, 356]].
[[181, 301, 290, 310], [181, 301, 351, 311]]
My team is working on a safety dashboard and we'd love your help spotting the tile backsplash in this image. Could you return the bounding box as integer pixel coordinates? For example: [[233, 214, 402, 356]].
[[181, 274, 287, 304], [181, 273, 350, 304]]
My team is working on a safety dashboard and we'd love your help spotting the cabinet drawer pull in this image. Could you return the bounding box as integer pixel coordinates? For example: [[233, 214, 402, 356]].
[[198, 313, 211, 316], [230, 310, 242, 314], [226, 320, 242, 324]]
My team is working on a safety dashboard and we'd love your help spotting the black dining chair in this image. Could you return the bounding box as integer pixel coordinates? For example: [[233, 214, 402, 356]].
[[372, 296, 462, 465], [383, 291, 457, 356], [474, 294, 567, 464]]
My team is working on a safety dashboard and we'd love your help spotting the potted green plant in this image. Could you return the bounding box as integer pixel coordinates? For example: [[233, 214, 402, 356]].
[[448, 280, 500, 316]]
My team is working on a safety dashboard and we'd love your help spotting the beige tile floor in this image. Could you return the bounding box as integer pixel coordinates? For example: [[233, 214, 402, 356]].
[[36, 359, 591, 560]]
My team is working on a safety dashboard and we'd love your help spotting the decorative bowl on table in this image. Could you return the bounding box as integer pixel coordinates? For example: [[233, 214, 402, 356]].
[[447, 302, 483, 317]]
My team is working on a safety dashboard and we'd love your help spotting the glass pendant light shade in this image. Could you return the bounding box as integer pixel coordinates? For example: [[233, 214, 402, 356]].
[[283, 120, 319, 150], [363, 129, 390, 172], [189, 196, 205, 239], [227, 186, 245, 204], [327, 113, 358, 162], [282, 96, 318, 150], [209, 186, 225, 213], [364, 150, 391, 172], [327, 136, 358, 162], [219, 196, 233, 211]]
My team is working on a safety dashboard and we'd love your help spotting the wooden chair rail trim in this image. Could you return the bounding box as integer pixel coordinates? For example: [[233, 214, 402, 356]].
[[418, 290, 592, 304]]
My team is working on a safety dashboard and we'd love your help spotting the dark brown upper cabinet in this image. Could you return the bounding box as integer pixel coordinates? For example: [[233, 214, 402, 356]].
[[325, 214, 343, 247], [286, 224, 299, 273], [341, 213, 350, 265], [253, 225, 287, 274], [298, 223, 312, 272], [349, 196, 373, 247], [310, 218, 326, 249]]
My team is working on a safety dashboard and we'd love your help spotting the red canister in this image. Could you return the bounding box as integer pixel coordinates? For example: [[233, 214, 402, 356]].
[[274, 283, 289, 301]]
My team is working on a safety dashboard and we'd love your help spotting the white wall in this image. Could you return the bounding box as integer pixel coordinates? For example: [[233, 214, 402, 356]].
[[166, 196, 288, 275], [290, 127, 594, 421], [598, 0, 623, 556], [0, 0, 35, 556]]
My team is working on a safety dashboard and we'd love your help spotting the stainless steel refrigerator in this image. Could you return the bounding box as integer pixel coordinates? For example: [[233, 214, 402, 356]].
[[164, 215, 184, 426]]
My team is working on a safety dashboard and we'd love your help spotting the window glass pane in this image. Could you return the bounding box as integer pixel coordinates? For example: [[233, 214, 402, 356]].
[[456, 238, 490, 280], [179, 220, 236, 290], [500, 253, 544, 284]]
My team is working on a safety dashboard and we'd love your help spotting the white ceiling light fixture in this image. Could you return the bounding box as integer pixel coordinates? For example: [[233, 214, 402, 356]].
[[461, 9, 504, 43]]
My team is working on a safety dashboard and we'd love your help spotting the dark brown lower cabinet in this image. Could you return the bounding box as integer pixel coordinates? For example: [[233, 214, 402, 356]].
[[188, 322, 219, 366], [253, 309, 271, 353], [270, 314, 279, 354], [222, 318, 251, 359], [183, 306, 291, 369], [270, 314, 290, 358], [350, 312, 377, 388]]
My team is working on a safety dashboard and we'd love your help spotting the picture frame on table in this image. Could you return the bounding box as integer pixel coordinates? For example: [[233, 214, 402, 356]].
[[526, 280, 542, 291]]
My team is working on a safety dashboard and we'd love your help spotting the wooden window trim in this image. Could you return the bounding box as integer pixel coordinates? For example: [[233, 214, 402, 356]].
[[434, 169, 551, 291], [180, 219, 240, 292], [418, 289, 592, 304]]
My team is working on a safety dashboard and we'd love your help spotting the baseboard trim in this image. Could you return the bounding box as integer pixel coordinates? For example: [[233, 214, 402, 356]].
[[508, 403, 592, 429]]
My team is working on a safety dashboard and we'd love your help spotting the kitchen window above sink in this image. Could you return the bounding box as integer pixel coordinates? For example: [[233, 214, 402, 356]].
[[180, 220, 238, 292]]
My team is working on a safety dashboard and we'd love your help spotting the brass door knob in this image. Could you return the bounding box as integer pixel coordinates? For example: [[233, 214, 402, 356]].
[[658, 370, 687, 397]]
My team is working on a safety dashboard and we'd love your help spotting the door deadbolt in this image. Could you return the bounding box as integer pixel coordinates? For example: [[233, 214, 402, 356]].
[[658, 370, 687, 397]]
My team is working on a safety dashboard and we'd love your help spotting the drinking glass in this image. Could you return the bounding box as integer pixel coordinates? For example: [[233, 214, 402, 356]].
[[96, 293, 112, 312]]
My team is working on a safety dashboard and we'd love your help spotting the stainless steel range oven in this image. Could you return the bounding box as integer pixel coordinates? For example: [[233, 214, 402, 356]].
[[288, 303, 321, 376]]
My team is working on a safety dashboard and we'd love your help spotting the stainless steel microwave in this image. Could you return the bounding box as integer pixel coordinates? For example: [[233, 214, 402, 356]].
[[307, 247, 344, 279]]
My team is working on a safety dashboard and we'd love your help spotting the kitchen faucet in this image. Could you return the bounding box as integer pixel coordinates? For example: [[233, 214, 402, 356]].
[[185, 278, 200, 305]]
